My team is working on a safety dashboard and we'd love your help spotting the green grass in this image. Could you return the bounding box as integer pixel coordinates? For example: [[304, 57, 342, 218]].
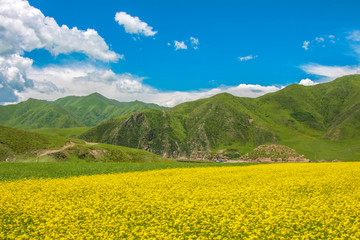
[[30, 127, 92, 137], [81, 75, 360, 161], [276, 129, 360, 161], [0, 125, 67, 160], [0, 93, 168, 129], [0, 161, 257, 181], [0, 125, 166, 163]]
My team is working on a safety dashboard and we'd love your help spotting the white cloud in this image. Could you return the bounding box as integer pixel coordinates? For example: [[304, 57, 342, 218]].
[[238, 55, 258, 62], [315, 37, 325, 43], [115, 12, 157, 37], [12, 65, 151, 102], [125, 83, 280, 107], [0, 0, 282, 107], [300, 63, 360, 80], [0, 60, 281, 107], [328, 35, 336, 43], [299, 78, 318, 86], [0, 54, 33, 91], [347, 30, 360, 56], [302, 35, 337, 50], [0, 0, 124, 104], [174, 41, 187, 50], [0, 0, 121, 61], [302, 41, 310, 50], [299, 31, 360, 81], [348, 30, 360, 42], [190, 37, 199, 49]]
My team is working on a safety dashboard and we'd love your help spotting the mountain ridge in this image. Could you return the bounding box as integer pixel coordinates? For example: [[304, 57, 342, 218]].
[[0, 93, 168, 129], [81, 75, 360, 161]]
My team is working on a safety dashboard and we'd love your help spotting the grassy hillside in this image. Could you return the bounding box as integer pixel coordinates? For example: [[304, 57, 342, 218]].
[[0, 125, 67, 161], [81, 75, 360, 161], [0, 93, 168, 130], [30, 127, 91, 138], [253, 75, 360, 140], [0, 125, 164, 163], [0, 99, 83, 129], [53, 93, 167, 127]]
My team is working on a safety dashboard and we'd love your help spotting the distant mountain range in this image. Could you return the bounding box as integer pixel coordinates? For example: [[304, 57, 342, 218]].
[[0, 93, 168, 129], [80, 75, 360, 161], [1, 75, 359, 161]]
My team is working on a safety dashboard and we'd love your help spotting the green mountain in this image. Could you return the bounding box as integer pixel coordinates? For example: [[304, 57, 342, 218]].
[[0, 93, 168, 129], [0, 125, 164, 162], [81, 75, 360, 161], [0, 98, 83, 129]]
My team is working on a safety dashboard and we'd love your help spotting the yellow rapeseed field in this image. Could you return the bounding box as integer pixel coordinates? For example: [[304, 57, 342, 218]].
[[1, 163, 360, 239]]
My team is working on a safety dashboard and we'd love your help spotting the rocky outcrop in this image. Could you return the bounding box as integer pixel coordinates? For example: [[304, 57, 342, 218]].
[[240, 144, 310, 163]]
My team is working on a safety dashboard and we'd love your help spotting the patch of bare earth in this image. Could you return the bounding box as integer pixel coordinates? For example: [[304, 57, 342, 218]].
[[89, 149, 106, 158], [37, 141, 76, 156]]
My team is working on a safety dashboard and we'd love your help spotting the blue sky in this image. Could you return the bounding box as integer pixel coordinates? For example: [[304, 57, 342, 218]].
[[1, 0, 360, 106]]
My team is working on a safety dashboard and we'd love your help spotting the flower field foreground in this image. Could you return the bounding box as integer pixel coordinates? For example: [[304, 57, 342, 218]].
[[1, 163, 360, 239]]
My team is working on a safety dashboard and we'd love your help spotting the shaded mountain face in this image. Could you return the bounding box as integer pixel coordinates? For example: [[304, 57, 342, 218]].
[[0, 93, 168, 129], [81, 75, 360, 160], [81, 99, 277, 159]]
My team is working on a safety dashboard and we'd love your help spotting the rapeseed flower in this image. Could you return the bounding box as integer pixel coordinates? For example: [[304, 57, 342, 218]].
[[0, 163, 359, 239]]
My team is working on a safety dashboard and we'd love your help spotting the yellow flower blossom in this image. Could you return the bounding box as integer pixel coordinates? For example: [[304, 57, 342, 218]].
[[0, 163, 360, 239]]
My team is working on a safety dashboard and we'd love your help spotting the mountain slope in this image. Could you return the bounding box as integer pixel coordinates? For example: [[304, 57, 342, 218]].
[[81, 75, 360, 161], [0, 125, 164, 162], [0, 99, 83, 129], [0, 125, 67, 161], [0, 93, 168, 129], [253, 75, 360, 139], [82, 94, 277, 159]]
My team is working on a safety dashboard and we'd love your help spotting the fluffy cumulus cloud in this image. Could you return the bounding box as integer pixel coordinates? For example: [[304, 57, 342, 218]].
[[173, 37, 199, 50], [0, 0, 123, 104], [298, 78, 317, 86], [174, 41, 187, 50], [11, 65, 154, 103], [0, 0, 292, 108], [0, 0, 282, 107], [115, 12, 157, 37], [238, 55, 258, 62], [0, 54, 34, 104], [0, 54, 33, 90], [0, 0, 121, 61]]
